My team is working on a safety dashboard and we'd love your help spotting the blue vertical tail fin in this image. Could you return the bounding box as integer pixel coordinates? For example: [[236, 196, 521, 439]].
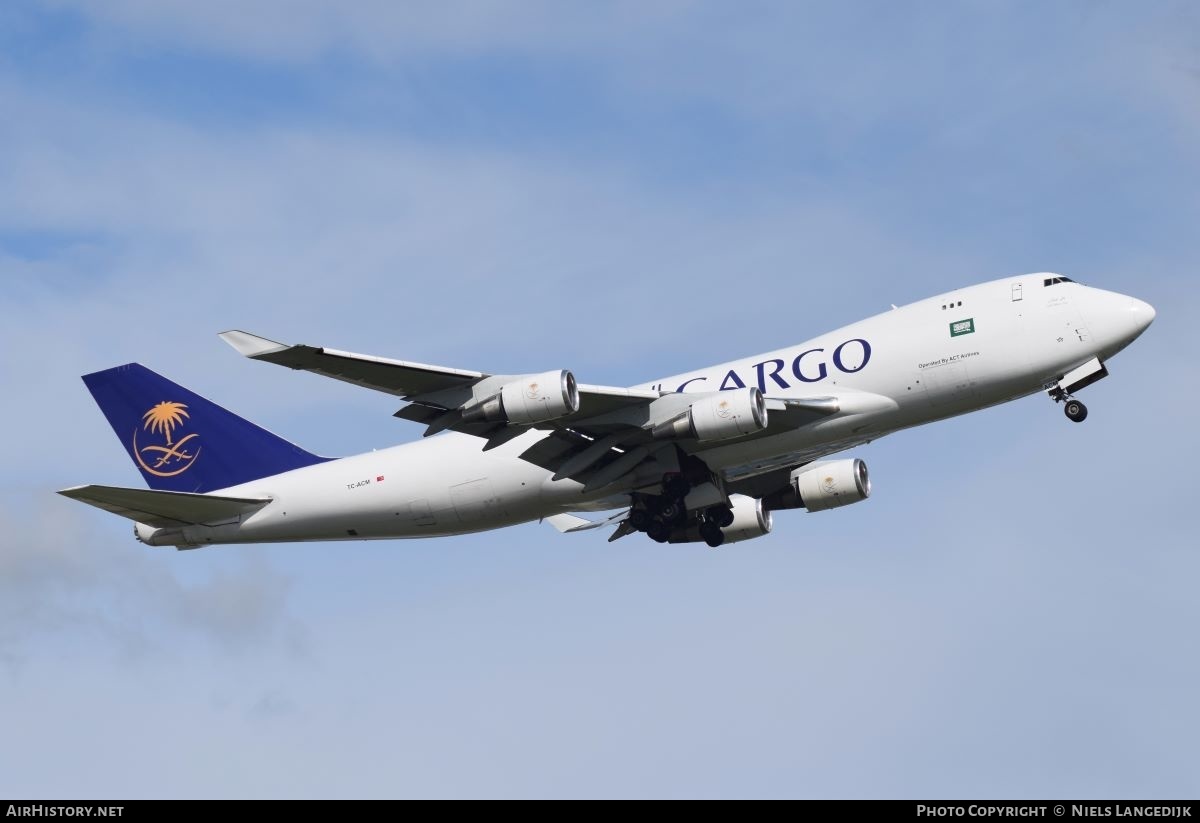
[[83, 363, 331, 493]]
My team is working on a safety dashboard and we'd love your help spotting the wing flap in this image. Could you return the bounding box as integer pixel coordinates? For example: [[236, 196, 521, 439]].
[[564, 384, 661, 422], [58, 484, 270, 528]]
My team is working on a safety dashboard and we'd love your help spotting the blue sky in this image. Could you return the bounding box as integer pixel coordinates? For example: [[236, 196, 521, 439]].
[[1, 1, 1198, 798]]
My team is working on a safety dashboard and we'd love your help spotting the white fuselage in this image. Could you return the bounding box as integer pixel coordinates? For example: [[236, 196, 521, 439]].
[[136, 275, 1155, 547]]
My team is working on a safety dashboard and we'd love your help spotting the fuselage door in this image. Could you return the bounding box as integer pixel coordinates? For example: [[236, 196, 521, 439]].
[[450, 478, 502, 525]]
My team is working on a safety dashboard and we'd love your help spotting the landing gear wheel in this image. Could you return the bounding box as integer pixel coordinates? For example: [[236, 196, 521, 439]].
[[1064, 399, 1088, 423], [709, 505, 734, 528], [699, 521, 725, 549], [657, 499, 683, 523], [628, 509, 649, 531], [646, 519, 670, 544]]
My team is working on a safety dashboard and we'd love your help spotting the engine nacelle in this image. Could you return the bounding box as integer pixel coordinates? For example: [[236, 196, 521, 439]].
[[462, 369, 580, 425], [652, 388, 767, 442], [790, 458, 871, 512], [722, 493, 773, 543]]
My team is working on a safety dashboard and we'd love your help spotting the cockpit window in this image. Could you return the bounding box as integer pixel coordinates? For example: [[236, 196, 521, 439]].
[[1043, 276, 1076, 286]]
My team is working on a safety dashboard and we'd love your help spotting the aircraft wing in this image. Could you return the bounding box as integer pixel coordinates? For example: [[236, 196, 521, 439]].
[[220, 330, 885, 491], [220, 330, 661, 435], [58, 484, 271, 529], [219, 330, 487, 398]]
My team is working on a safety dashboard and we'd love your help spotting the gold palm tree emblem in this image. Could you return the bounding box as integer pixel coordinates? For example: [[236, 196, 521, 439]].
[[143, 401, 189, 445]]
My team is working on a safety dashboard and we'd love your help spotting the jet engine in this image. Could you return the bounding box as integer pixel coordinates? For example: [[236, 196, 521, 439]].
[[652, 388, 768, 442], [462, 370, 580, 425], [789, 458, 871, 512]]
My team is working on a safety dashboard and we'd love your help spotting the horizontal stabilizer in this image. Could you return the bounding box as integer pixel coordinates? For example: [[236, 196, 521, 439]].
[[544, 513, 596, 533], [544, 509, 629, 534], [58, 484, 270, 528]]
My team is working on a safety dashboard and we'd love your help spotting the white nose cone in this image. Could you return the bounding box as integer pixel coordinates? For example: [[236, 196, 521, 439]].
[[1078, 288, 1156, 357], [1126, 298, 1156, 336]]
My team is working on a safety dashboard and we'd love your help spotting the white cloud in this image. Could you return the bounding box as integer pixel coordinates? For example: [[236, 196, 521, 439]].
[[0, 495, 306, 669]]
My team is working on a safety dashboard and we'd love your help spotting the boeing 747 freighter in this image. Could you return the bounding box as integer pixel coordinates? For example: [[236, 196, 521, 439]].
[[61, 274, 1154, 549]]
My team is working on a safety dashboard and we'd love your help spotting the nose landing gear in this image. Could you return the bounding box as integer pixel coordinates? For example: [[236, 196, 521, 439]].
[[1048, 357, 1107, 424], [1049, 386, 1088, 423], [1063, 398, 1088, 423]]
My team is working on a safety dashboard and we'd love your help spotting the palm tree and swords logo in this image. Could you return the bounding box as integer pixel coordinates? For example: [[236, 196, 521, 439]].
[[132, 401, 201, 477]]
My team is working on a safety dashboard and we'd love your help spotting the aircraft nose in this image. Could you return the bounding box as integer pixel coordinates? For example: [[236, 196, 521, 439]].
[[1127, 297, 1156, 335], [1089, 290, 1155, 351]]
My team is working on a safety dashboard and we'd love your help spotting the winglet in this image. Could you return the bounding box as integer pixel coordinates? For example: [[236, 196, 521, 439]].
[[219, 330, 290, 359]]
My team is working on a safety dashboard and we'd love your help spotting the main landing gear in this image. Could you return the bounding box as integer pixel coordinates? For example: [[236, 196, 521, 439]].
[[629, 463, 734, 548], [1049, 387, 1088, 423], [698, 506, 733, 549], [632, 476, 687, 545]]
